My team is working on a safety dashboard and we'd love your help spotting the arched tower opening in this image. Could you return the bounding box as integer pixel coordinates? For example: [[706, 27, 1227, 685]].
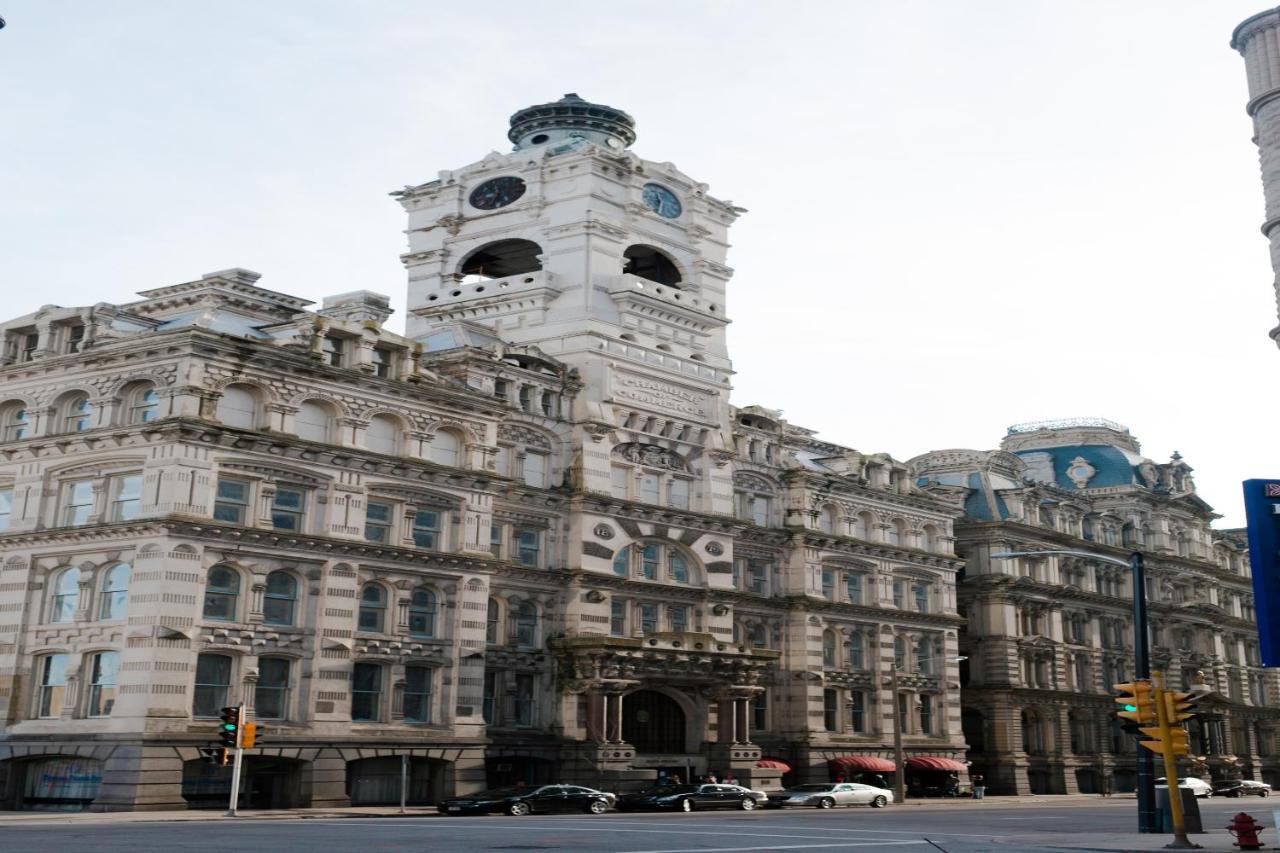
[[460, 239, 542, 281], [623, 245, 682, 288]]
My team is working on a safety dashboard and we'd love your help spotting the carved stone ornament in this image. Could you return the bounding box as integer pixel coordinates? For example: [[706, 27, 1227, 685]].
[[593, 524, 615, 540], [704, 541, 724, 556], [613, 442, 688, 472], [1064, 456, 1096, 489]]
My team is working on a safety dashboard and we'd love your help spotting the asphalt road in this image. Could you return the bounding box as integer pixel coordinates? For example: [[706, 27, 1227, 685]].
[[1, 798, 1268, 853]]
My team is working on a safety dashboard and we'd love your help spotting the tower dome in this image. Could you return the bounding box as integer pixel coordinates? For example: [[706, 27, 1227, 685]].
[[507, 93, 636, 151]]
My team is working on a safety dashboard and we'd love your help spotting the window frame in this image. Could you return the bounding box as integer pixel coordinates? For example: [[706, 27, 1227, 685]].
[[403, 664, 434, 723], [98, 563, 130, 621], [213, 477, 251, 525], [364, 500, 393, 544], [254, 656, 291, 720], [86, 650, 119, 718], [36, 653, 70, 718], [262, 570, 298, 627], [202, 566, 241, 622], [108, 473, 143, 522], [408, 587, 437, 638], [192, 653, 233, 718], [61, 479, 95, 526], [411, 509, 441, 549], [358, 583, 388, 634], [351, 661, 383, 722], [49, 568, 80, 623], [270, 485, 307, 532]]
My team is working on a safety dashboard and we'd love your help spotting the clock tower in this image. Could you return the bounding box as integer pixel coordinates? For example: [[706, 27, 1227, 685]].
[[394, 93, 744, 513]]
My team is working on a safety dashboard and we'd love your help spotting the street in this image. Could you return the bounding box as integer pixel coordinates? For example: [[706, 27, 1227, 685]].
[[0, 797, 1269, 853]]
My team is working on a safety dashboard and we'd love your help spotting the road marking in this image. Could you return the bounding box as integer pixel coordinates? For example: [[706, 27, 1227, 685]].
[[620, 843, 927, 853]]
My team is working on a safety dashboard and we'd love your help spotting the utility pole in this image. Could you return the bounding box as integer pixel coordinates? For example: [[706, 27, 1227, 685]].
[[1130, 551, 1157, 834], [891, 667, 904, 805]]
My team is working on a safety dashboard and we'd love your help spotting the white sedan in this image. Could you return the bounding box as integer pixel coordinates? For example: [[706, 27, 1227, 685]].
[[767, 782, 894, 809], [1156, 777, 1213, 798]]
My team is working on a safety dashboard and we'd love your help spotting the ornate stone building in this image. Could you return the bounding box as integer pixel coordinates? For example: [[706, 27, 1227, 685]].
[[0, 95, 967, 811], [912, 419, 1280, 796]]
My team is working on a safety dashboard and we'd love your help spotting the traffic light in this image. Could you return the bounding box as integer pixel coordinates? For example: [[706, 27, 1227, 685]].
[[1114, 680, 1156, 724], [199, 747, 228, 766], [219, 706, 241, 748], [1164, 690, 1197, 724], [1139, 725, 1190, 756], [241, 722, 258, 749]]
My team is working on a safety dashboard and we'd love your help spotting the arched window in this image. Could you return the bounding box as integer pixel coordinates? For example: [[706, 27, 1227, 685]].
[[622, 245, 682, 287], [886, 518, 906, 546], [917, 639, 933, 674], [216, 384, 257, 429], [358, 584, 387, 633], [409, 588, 437, 638], [294, 400, 334, 443], [854, 512, 874, 541], [513, 601, 538, 648], [263, 571, 297, 626], [848, 633, 865, 669], [749, 623, 768, 649], [98, 563, 130, 620], [62, 394, 93, 433], [612, 548, 630, 576], [50, 568, 80, 622], [486, 598, 500, 645], [818, 505, 837, 534], [130, 386, 160, 424], [429, 429, 462, 467], [923, 524, 940, 553], [822, 630, 837, 667], [365, 414, 399, 455], [460, 239, 543, 280], [1, 401, 30, 440], [893, 636, 906, 670], [203, 566, 240, 621]]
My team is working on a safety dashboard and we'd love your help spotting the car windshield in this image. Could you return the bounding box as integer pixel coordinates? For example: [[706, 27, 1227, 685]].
[[786, 785, 834, 792], [647, 785, 697, 795]]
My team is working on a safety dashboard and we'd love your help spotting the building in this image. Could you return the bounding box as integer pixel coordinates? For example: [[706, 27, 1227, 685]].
[[0, 95, 967, 811], [912, 419, 1280, 795]]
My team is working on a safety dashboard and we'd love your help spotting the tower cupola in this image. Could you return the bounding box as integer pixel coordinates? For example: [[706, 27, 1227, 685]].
[[507, 93, 636, 151]]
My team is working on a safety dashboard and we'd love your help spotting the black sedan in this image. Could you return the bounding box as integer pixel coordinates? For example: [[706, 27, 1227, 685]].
[[439, 784, 615, 816], [1213, 779, 1272, 798], [617, 784, 762, 812]]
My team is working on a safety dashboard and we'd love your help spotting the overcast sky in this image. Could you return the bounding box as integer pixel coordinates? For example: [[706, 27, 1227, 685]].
[[1, 2, 1275, 527]]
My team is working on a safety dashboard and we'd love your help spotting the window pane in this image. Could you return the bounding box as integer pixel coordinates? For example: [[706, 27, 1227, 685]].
[[38, 654, 69, 717], [404, 665, 432, 723], [516, 529, 539, 567], [523, 453, 547, 488], [63, 480, 94, 526], [271, 488, 305, 531], [99, 564, 130, 620], [111, 474, 143, 521], [668, 479, 689, 509], [255, 658, 290, 719], [193, 654, 231, 717], [214, 479, 249, 524], [412, 510, 439, 549], [351, 663, 381, 721], [611, 466, 629, 499], [0, 487, 12, 531], [612, 547, 630, 576], [87, 651, 119, 717], [203, 568, 239, 621]]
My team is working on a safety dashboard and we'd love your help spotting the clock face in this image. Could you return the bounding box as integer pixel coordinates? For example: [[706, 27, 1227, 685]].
[[469, 176, 527, 210], [642, 183, 682, 219]]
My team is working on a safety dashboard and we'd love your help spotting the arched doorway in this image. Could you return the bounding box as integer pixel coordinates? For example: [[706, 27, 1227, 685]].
[[623, 690, 687, 754]]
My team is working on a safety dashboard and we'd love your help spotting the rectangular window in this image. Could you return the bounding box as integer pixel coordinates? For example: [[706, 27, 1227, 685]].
[[516, 528, 540, 567], [850, 691, 866, 733], [668, 478, 689, 509], [892, 580, 905, 609], [62, 479, 94, 526], [254, 657, 290, 720], [21, 332, 38, 362], [732, 559, 742, 589], [523, 453, 547, 488], [821, 569, 835, 600], [412, 510, 440, 549], [494, 447, 511, 477], [752, 692, 768, 732], [669, 606, 689, 633], [403, 665, 433, 723], [610, 466, 630, 499], [37, 654, 69, 718], [919, 694, 933, 734], [823, 688, 840, 732], [213, 478, 250, 525], [351, 663, 382, 722], [0, 487, 12, 531], [86, 651, 119, 717], [750, 497, 769, 527], [110, 474, 143, 521], [271, 487, 305, 531], [641, 544, 659, 580], [192, 654, 231, 718], [514, 674, 535, 727], [66, 325, 84, 354], [610, 600, 626, 636], [639, 473, 660, 504], [322, 336, 345, 367], [748, 559, 769, 595], [846, 574, 862, 604], [372, 347, 393, 378], [914, 585, 929, 613], [489, 523, 503, 558], [639, 603, 658, 634], [898, 693, 909, 734], [364, 501, 392, 543], [482, 671, 498, 724]]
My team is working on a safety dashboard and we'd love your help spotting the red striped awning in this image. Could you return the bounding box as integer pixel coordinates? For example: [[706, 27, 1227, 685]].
[[756, 758, 791, 772], [829, 756, 896, 773], [905, 757, 968, 772]]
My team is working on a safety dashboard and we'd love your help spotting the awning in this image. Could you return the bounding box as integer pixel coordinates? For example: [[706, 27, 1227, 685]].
[[905, 757, 968, 772], [829, 756, 896, 773], [756, 758, 791, 772]]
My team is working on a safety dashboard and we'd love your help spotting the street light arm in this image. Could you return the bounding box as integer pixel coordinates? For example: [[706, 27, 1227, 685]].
[[990, 549, 1132, 569]]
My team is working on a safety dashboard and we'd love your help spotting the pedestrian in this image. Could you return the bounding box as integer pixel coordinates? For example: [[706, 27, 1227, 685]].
[[972, 774, 985, 800], [706, 772, 718, 784], [1100, 775, 1112, 798], [724, 772, 738, 786], [671, 774, 682, 785], [835, 773, 846, 783]]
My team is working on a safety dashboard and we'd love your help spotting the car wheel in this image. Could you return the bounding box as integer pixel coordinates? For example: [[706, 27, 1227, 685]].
[[680, 798, 694, 812], [871, 795, 888, 808], [587, 799, 609, 814], [508, 801, 531, 816], [740, 797, 756, 811], [817, 797, 835, 809]]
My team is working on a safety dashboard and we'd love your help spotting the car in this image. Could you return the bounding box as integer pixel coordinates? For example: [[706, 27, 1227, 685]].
[[1213, 779, 1272, 798], [616, 783, 764, 812], [1156, 777, 1213, 798], [439, 784, 615, 816], [767, 782, 894, 809]]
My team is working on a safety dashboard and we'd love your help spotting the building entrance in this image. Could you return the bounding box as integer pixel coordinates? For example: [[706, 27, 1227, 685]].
[[623, 690, 686, 754]]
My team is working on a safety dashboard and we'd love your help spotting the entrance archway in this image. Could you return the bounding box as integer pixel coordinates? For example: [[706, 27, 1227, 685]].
[[623, 690, 687, 754]]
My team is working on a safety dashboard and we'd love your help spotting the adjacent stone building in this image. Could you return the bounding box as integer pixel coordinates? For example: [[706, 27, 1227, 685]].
[[0, 95, 968, 811], [912, 419, 1280, 795]]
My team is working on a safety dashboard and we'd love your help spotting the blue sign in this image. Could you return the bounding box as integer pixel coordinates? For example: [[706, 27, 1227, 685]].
[[1243, 479, 1280, 667]]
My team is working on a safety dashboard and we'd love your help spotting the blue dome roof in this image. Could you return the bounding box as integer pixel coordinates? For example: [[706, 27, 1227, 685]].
[[1014, 444, 1140, 490]]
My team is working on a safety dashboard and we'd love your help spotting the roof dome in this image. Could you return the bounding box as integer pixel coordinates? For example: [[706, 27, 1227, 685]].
[[508, 93, 636, 151]]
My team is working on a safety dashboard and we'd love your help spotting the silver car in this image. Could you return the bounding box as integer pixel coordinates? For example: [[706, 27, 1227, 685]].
[[767, 782, 894, 809]]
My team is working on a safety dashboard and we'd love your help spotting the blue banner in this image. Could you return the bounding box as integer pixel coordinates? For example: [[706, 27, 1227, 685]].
[[1243, 479, 1280, 667]]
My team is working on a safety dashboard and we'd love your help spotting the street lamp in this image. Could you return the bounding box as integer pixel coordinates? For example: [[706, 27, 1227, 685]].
[[889, 653, 966, 805], [991, 548, 1155, 834]]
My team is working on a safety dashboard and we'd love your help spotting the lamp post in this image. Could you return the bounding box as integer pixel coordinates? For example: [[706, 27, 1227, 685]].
[[991, 549, 1155, 834], [890, 653, 966, 805]]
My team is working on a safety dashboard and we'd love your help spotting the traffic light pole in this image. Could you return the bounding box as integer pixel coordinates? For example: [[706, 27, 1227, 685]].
[[226, 703, 245, 817], [1151, 671, 1200, 850], [1131, 551, 1158, 835]]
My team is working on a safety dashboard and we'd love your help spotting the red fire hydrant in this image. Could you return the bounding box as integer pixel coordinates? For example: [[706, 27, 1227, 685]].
[[1227, 812, 1266, 850]]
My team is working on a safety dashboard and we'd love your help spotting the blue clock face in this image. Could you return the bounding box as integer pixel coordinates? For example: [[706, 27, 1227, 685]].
[[642, 183, 682, 219], [469, 176, 526, 210]]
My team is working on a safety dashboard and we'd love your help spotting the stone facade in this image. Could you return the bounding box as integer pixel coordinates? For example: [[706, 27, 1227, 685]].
[[0, 96, 967, 811], [912, 419, 1280, 796]]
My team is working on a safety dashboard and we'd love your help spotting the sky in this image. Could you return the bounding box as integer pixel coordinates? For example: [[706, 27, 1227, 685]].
[[0, 1, 1275, 527]]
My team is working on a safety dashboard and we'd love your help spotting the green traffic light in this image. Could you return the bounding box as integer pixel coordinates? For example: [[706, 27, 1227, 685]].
[[1122, 704, 1138, 712], [220, 723, 238, 731]]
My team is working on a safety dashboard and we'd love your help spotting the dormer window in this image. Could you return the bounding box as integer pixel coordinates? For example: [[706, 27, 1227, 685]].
[[322, 336, 345, 367], [371, 346, 393, 378], [65, 325, 84, 354], [19, 331, 38, 362]]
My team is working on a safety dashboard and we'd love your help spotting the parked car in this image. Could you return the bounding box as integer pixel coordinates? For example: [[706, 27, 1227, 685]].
[[439, 784, 615, 816], [767, 782, 894, 809], [1156, 777, 1213, 798], [616, 783, 764, 812], [1213, 779, 1272, 798]]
